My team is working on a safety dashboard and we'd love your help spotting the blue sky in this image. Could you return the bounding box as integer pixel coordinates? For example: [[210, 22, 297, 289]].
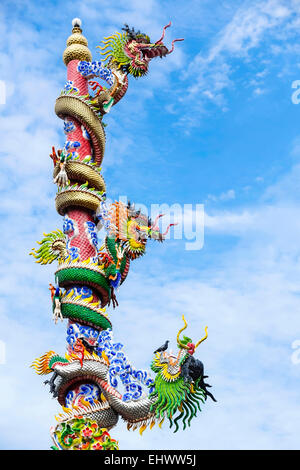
[[1, 0, 300, 450]]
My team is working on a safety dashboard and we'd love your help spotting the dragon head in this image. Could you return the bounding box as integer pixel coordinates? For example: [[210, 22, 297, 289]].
[[104, 201, 174, 259], [177, 315, 208, 355], [98, 22, 184, 77]]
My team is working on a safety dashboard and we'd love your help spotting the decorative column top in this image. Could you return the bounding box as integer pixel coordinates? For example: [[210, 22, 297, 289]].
[[63, 18, 92, 66]]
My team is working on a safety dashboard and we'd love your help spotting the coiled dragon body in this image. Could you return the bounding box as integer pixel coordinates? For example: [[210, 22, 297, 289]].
[[30, 19, 215, 451]]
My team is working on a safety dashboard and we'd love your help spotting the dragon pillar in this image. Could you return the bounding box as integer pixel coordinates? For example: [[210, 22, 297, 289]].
[[30, 18, 215, 451]]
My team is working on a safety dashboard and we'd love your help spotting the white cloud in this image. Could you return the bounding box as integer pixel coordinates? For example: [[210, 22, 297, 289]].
[[205, 209, 255, 232], [182, 0, 300, 116], [205, 0, 290, 61], [253, 86, 266, 95], [207, 189, 236, 202]]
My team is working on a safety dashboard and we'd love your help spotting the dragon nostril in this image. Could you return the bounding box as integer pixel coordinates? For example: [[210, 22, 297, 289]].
[[147, 50, 156, 58]]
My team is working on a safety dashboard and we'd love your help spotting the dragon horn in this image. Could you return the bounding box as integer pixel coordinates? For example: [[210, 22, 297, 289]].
[[195, 326, 208, 348], [155, 21, 171, 44], [177, 314, 189, 350], [162, 223, 177, 237], [151, 213, 164, 230], [167, 38, 184, 54]]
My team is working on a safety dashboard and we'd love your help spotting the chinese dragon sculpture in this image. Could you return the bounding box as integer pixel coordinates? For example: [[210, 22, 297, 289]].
[[30, 18, 216, 451]]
